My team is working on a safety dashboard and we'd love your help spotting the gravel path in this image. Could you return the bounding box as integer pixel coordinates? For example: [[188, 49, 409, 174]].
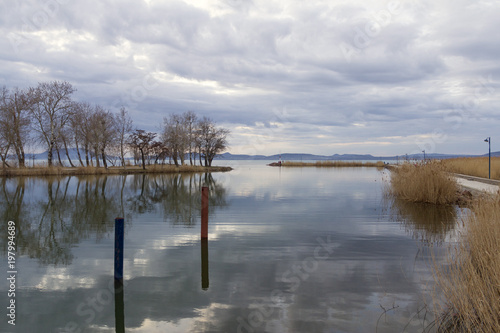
[[454, 174, 500, 194]]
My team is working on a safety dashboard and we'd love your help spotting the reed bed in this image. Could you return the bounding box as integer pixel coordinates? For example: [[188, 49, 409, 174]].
[[442, 157, 500, 179], [434, 194, 500, 332], [389, 161, 459, 204], [281, 160, 385, 167], [0, 165, 232, 177], [387, 160, 499, 331]]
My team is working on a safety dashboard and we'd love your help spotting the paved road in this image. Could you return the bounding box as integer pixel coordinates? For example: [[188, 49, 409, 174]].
[[455, 174, 500, 194]]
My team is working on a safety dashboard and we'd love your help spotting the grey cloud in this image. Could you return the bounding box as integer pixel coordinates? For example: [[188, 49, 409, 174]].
[[1, 0, 499, 155]]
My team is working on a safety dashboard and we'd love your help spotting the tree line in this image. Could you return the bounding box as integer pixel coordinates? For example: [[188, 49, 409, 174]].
[[0, 80, 229, 169]]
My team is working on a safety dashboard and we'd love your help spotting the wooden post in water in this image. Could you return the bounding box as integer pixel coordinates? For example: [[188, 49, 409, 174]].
[[114, 217, 124, 281], [201, 186, 209, 239]]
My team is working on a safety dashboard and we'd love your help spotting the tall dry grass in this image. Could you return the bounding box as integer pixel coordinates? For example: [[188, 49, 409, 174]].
[[282, 160, 385, 167], [0, 166, 66, 177], [0, 164, 232, 177], [389, 161, 459, 205], [434, 194, 500, 332], [442, 157, 500, 179]]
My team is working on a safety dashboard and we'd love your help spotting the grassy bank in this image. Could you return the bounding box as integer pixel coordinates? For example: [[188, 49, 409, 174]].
[[442, 156, 500, 179], [281, 160, 385, 167], [388, 161, 459, 204], [0, 165, 232, 177], [434, 194, 500, 332]]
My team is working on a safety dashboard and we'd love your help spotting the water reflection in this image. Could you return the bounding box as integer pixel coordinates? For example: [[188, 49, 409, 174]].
[[386, 197, 458, 245], [0, 167, 457, 333], [0, 173, 228, 266]]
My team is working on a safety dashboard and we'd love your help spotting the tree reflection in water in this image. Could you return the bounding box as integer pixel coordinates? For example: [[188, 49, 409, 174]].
[[0, 173, 228, 266]]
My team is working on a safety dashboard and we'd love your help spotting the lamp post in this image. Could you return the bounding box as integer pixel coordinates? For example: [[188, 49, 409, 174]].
[[484, 137, 491, 179]]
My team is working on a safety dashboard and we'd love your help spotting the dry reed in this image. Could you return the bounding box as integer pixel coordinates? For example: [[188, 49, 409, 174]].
[[442, 157, 500, 180], [389, 161, 459, 205], [0, 164, 232, 177], [434, 194, 500, 332], [281, 160, 385, 167], [387, 160, 499, 331]]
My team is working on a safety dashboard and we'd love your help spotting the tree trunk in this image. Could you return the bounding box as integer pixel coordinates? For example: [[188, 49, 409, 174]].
[[84, 144, 90, 166], [14, 134, 25, 168], [94, 147, 100, 167], [75, 139, 84, 167], [140, 148, 146, 170], [120, 140, 125, 168], [101, 149, 108, 169], [172, 152, 179, 167], [199, 147, 203, 166], [56, 143, 64, 166], [0, 144, 11, 168], [47, 144, 54, 167], [62, 136, 75, 167]]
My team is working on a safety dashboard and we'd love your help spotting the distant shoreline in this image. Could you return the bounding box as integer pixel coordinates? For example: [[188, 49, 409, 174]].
[[0, 165, 233, 177], [269, 161, 386, 167]]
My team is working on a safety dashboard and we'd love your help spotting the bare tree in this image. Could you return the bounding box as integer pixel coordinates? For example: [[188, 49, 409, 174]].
[[183, 111, 197, 165], [68, 102, 88, 166], [31, 81, 75, 167], [128, 129, 156, 170], [115, 107, 133, 168], [0, 87, 14, 167], [0, 86, 35, 167], [198, 117, 229, 167], [162, 113, 188, 166], [57, 121, 76, 167], [0, 126, 11, 167], [73, 102, 95, 166], [150, 140, 169, 164], [88, 105, 116, 169]]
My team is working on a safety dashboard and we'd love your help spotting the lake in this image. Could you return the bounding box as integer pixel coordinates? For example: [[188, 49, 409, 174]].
[[0, 161, 458, 333]]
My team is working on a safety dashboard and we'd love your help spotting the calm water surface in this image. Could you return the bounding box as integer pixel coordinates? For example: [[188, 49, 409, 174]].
[[0, 162, 458, 333]]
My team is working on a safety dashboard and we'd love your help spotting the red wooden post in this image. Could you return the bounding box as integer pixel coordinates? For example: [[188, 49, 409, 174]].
[[201, 186, 209, 239]]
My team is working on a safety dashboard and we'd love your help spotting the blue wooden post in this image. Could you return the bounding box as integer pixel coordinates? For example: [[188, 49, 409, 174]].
[[114, 218, 124, 281]]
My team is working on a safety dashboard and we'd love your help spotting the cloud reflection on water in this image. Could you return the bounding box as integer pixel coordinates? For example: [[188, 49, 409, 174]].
[[0, 166, 456, 332]]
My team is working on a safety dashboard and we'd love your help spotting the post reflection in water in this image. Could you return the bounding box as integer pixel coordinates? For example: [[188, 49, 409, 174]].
[[201, 239, 209, 290], [114, 281, 125, 333], [200, 185, 210, 290]]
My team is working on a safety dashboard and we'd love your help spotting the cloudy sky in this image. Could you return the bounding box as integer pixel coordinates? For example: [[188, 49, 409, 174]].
[[1, 0, 499, 156]]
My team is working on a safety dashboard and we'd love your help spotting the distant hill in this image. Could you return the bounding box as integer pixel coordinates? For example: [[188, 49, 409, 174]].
[[28, 149, 500, 162], [215, 152, 499, 161]]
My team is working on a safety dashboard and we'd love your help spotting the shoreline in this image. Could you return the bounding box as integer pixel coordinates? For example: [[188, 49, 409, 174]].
[[268, 161, 386, 167], [0, 165, 233, 177]]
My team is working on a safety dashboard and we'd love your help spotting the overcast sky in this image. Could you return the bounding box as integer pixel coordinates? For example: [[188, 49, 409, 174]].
[[1, 0, 499, 156]]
